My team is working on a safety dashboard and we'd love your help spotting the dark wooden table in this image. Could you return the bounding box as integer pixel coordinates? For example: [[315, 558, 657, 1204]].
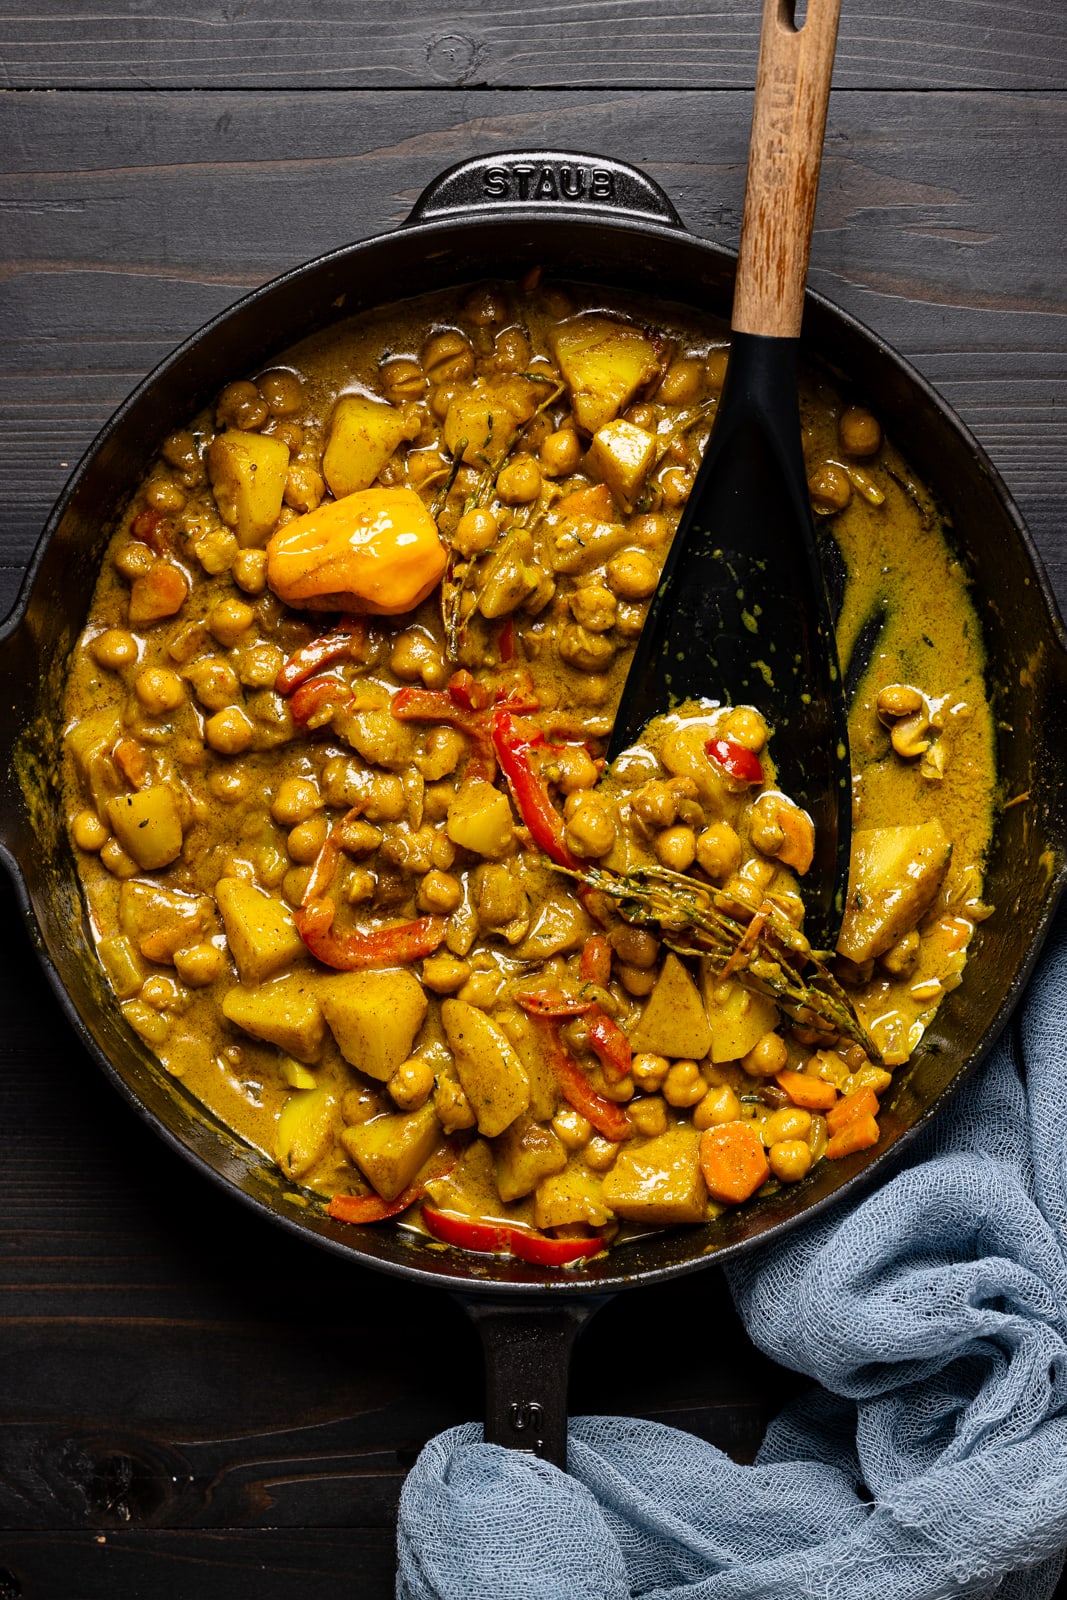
[[1, 5, 1065, 1595]]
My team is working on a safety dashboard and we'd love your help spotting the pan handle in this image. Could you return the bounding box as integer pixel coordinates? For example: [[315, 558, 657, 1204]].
[[404, 151, 685, 231], [460, 1295, 610, 1470]]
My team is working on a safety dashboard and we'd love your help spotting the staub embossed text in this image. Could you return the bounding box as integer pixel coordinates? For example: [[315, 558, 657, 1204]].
[[482, 162, 616, 203]]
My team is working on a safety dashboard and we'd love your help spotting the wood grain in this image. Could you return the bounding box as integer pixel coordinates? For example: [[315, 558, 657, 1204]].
[[0, 0, 1064, 91]]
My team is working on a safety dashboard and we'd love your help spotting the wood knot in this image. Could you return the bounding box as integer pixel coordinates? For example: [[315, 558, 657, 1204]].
[[425, 33, 482, 84]]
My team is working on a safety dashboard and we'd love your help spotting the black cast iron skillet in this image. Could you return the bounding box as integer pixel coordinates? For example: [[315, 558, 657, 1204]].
[[2, 152, 1065, 1470]]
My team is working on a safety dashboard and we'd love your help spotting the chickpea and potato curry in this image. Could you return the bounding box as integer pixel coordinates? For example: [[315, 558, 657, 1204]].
[[62, 278, 995, 1266]]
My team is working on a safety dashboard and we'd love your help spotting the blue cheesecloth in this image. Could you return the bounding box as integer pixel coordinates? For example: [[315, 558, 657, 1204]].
[[396, 905, 1067, 1599]]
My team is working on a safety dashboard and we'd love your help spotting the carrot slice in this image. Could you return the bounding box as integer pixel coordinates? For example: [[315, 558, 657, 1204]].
[[826, 1086, 880, 1136], [826, 1113, 880, 1160], [775, 1069, 838, 1112], [699, 1122, 770, 1204]]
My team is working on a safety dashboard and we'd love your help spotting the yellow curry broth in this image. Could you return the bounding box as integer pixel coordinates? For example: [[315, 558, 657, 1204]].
[[61, 277, 995, 1255]]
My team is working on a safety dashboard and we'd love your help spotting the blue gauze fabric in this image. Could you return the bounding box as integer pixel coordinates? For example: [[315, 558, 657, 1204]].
[[397, 908, 1067, 1600]]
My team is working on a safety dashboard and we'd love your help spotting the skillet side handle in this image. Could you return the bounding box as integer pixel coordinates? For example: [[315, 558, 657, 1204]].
[[404, 152, 684, 230], [461, 1296, 609, 1471]]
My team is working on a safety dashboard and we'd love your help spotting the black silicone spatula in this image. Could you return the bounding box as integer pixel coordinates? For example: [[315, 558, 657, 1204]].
[[609, 0, 850, 951]]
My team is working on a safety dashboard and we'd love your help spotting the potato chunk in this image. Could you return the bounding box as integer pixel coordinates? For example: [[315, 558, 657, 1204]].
[[701, 971, 780, 1064], [837, 822, 951, 963], [342, 1101, 440, 1201], [601, 1127, 708, 1225], [443, 377, 539, 468], [441, 999, 530, 1137], [106, 789, 183, 871], [493, 1117, 567, 1202], [207, 429, 290, 547], [322, 394, 409, 498], [318, 969, 428, 1082], [534, 1168, 610, 1229], [216, 876, 306, 984], [274, 1084, 337, 1180], [446, 779, 515, 858], [551, 315, 658, 434], [585, 419, 657, 512], [222, 975, 326, 1062], [119, 879, 212, 963], [630, 953, 713, 1059]]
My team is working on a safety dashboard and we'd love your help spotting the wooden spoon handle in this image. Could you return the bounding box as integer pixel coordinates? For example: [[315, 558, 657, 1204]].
[[732, 0, 842, 339]]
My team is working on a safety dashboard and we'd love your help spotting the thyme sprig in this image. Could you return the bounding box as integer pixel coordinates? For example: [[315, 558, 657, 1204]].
[[551, 859, 877, 1056]]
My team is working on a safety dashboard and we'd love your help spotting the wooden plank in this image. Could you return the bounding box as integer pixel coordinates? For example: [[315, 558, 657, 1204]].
[[2, 88, 1064, 619], [0, 0, 1064, 91]]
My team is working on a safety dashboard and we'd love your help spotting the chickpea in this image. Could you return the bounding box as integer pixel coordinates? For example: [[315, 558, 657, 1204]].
[[563, 793, 616, 858], [237, 642, 285, 689], [161, 429, 200, 474], [629, 511, 671, 548], [430, 832, 456, 870], [421, 953, 471, 994], [134, 666, 184, 715], [552, 1107, 592, 1150], [422, 329, 474, 386], [625, 402, 658, 430], [72, 809, 108, 852], [216, 379, 267, 431], [344, 866, 377, 904], [493, 326, 530, 372], [548, 745, 597, 794], [205, 706, 255, 755], [208, 598, 256, 648], [429, 383, 457, 421], [435, 1075, 477, 1133], [342, 1086, 381, 1126], [658, 357, 704, 405], [584, 1136, 619, 1172], [257, 368, 304, 416], [750, 804, 786, 858], [458, 970, 502, 1009], [453, 506, 499, 557], [100, 837, 138, 879], [808, 462, 852, 515], [390, 629, 448, 688], [876, 683, 924, 720], [693, 1084, 742, 1131], [558, 623, 615, 673], [722, 706, 767, 752], [659, 466, 692, 506], [380, 355, 426, 404], [418, 725, 467, 781], [570, 584, 616, 633], [417, 869, 463, 914], [284, 461, 325, 514], [696, 822, 742, 881], [662, 1059, 706, 1108], [609, 925, 659, 969], [629, 1096, 669, 1138], [497, 456, 542, 504], [769, 1139, 813, 1183], [618, 962, 657, 996], [762, 1106, 813, 1146], [232, 549, 268, 594], [839, 404, 881, 458], [287, 815, 329, 864], [631, 1052, 670, 1092], [741, 1030, 789, 1078], [363, 773, 406, 822], [388, 1056, 436, 1111], [540, 429, 583, 477], [173, 942, 227, 987], [463, 283, 508, 325], [601, 1073, 635, 1104], [208, 767, 251, 804], [706, 349, 730, 391], [267, 419, 304, 452], [141, 974, 187, 1012], [632, 779, 677, 828], [655, 824, 697, 872], [605, 548, 657, 601], [185, 658, 240, 710], [91, 628, 139, 670], [114, 542, 155, 580], [143, 476, 186, 513]]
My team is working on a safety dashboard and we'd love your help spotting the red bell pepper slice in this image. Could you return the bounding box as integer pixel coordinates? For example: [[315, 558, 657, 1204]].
[[391, 686, 487, 738], [705, 736, 764, 785], [295, 898, 446, 971], [275, 616, 367, 695], [580, 935, 612, 987], [498, 617, 516, 663], [587, 1010, 632, 1081], [447, 669, 493, 713], [289, 674, 355, 727], [130, 506, 175, 555], [328, 1189, 419, 1224], [534, 1018, 632, 1142], [422, 1205, 604, 1266], [515, 988, 597, 1018], [491, 708, 579, 871]]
